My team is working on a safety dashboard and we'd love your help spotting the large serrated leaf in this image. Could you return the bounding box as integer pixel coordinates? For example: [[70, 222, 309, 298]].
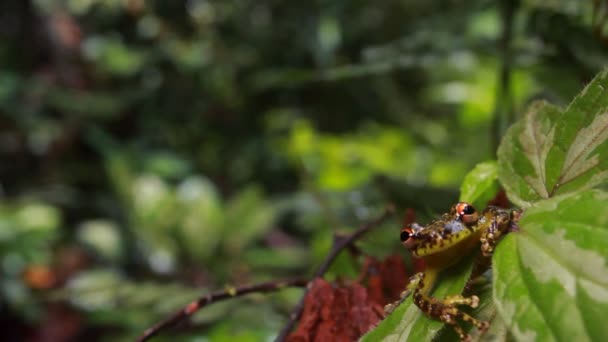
[[497, 69, 608, 207], [493, 190, 608, 341], [361, 256, 475, 341]]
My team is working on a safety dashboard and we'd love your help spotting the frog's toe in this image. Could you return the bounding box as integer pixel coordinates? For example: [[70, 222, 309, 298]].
[[470, 295, 480, 308], [383, 303, 395, 315], [451, 323, 472, 342], [458, 310, 489, 332], [481, 242, 494, 257], [443, 294, 480, 308], [477, 320, 490, 331], [383, 289, 412, 315]]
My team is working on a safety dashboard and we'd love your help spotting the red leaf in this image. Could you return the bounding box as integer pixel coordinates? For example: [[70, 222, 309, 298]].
[[287, 207, 421, 341], [287, 279, 383, 342]]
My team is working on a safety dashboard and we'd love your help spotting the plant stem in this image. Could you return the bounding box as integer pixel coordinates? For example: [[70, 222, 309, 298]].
[[136, 278, 308, 342]]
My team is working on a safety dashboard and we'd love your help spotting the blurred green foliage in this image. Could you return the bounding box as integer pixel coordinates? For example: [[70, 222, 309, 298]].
[[0, 0, 607, 340]]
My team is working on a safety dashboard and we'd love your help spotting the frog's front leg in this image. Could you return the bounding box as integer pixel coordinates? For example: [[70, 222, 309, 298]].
[[409, 270, 489, 342], [480, 207, 512, 257]]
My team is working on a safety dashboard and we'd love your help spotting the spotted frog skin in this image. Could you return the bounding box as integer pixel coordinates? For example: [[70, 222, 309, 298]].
[[395, 202, 513, 341]]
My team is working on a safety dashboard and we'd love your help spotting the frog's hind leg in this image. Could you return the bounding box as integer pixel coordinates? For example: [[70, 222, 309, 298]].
[[409, 271, 488, 341]]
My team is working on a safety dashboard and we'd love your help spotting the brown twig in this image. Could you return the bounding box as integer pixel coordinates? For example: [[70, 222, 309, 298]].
[[136, 278, 308, 342], [274, 205, 395, 342]]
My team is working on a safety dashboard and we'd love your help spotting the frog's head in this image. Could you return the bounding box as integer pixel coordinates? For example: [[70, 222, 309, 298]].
[[400, 202, 480, 257]]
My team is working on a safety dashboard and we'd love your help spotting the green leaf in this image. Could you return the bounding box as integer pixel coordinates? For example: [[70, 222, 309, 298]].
[[459, 160, 499, 208], [176, 176, 223, 263], [361, 256, 475, 341], [77, 220, 123, 262], [131, 174, 177, 234], [15, 203, 61, 233], [493, 190, 608, 341], [497, 69, 608, 207], [222, 186, 275, 253], [57, 269, 231, 330]]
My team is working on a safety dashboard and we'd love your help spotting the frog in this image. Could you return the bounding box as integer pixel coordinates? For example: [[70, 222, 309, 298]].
[[391, 202, 514, 341]]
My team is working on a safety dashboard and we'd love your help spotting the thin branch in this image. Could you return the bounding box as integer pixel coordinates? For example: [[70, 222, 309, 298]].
[[314, 207, 394, 277], [274, 205, 395, 342], [136, 278, 308, 342]]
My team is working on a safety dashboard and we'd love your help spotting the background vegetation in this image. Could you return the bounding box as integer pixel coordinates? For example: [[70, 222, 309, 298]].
[[1, 0, 607, 341]]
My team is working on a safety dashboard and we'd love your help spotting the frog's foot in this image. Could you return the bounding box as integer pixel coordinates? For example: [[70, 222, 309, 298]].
[[383, 287, 414, 315], [413, 292, 488, 341], [440, 305, 489, 341], [384, 272, 424, 315]]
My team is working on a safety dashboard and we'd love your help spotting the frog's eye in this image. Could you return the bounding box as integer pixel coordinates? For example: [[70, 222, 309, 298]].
[[455, 202, 478, 224], [400, 227, 415, 248]]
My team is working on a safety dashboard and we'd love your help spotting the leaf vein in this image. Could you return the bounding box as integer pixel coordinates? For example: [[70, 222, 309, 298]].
[[520, 233, 593, 341], [553, 82, 608, 194], [530, 114, 547, 192], [524, 230, 607, 288], [556, 114, 608, 189], [509, 140, 544, 200], [515, 237, 560, 342]]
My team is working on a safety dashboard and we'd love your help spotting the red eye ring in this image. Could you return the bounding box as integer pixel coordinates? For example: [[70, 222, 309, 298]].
[[455, 202, 478, 224]]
